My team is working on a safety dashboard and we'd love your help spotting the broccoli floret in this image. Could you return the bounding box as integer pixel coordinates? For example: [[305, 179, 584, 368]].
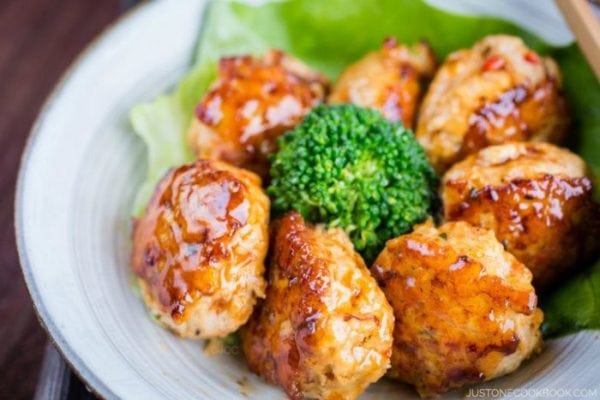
[[268, 104, 438, 261]]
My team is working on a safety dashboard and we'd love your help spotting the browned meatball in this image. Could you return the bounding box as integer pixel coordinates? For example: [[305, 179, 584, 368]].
[[372, 221, 543, 397], [416, 35, 569, 173], [188, 50, 328, 178], [131, 160, 269, 338], [242, 212, 393, 400], [328, 37, 436, 128], [442, 142, 600, 289]]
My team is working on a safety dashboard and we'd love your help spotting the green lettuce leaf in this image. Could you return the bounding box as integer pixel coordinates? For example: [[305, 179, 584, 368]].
[[129, 0, 600, 336], [542, 260, 600, 337], [540, 45, 600, 337], [130, 63, 214, 215]]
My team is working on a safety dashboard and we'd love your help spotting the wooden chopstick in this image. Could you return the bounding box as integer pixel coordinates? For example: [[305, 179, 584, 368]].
[[555, 0, 600, 80]]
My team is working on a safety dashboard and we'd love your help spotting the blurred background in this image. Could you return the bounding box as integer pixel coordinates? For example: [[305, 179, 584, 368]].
[[0, 1, 132, 398]]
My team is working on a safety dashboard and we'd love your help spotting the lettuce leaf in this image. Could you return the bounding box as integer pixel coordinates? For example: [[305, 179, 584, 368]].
[[129, 0, 600, 336], [130, 63, 214, 215], [542, 260, 600, 337], [540, 44, 600, 337]]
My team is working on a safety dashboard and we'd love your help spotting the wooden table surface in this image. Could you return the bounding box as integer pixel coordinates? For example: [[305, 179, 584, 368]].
[[0, 1, 120, 398]]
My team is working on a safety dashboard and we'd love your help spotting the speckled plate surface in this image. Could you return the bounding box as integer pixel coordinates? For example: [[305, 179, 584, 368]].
[[15, 1, 600, 399]]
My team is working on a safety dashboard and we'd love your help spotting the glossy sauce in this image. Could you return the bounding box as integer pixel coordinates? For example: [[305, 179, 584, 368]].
[[371, 38, 422, 126], [242, 212, 393, 400], [132, 161, 249, 322], [372, 226, 539, 395], [245, 213, 328, 397], [195, 51, 326, 173], [460, 81, 565, 160], [445, 175, 598, 288], [328, 37, 434, 127]]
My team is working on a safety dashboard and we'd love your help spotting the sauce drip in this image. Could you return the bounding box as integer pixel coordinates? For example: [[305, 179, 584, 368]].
[[460, 81, 565, 160], [132, 161, 249, 322], [195, 51, 325, 174], [446, 175, 598, 288]]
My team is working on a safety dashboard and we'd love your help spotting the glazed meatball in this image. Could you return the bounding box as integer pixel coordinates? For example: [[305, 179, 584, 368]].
[[131, 160, 269, 338], [416, 34, 569, 172], [242, 212, 393, 400], [372, 221, 543, 397], [188, 50, 328, 178], [442, 142, 600, 289], [328, 38, 436, 127]]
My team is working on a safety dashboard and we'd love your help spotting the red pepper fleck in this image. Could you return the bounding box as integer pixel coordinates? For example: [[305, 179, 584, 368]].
[[524, 51, 540, 64], [482, 55, 505, 72], [383, 36, 398, 49]]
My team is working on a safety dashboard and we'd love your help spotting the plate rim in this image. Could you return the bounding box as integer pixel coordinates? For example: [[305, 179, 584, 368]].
[[14, 2, 160, 399]]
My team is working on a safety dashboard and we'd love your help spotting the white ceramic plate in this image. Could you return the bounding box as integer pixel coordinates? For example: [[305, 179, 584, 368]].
[[16, 1, 600, 399]]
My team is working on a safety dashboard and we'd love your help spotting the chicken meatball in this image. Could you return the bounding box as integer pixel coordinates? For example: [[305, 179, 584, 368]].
[[242, 212, 393, 400], [328, 38, 436, 127], [188, 50, 328, 178], [442, 142, 600, 289], [416, 34, 569, 172], [131, 160, 269, 338], [372, 221, 543, 397]]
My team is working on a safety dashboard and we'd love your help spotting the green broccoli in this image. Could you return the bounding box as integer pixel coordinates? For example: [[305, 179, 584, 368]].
[[268, 104, 438, 261]]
